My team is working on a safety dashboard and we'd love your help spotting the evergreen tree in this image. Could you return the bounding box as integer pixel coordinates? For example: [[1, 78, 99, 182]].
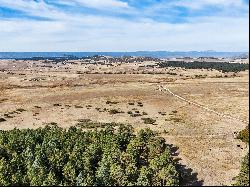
[[0, 124, 180, 186]]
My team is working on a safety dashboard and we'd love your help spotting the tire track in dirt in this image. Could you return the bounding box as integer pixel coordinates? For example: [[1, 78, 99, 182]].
[[158, 85, 248, 124]]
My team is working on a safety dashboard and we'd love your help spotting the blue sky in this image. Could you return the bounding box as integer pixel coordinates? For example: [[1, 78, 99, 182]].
[[0, 0, 249, 52]]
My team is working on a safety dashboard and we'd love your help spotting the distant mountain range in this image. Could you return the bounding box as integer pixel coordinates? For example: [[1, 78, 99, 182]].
[[0, 51, 248, 59]]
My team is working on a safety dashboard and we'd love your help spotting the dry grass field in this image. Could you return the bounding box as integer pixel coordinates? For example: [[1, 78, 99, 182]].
[[0, 58, 249, 185]]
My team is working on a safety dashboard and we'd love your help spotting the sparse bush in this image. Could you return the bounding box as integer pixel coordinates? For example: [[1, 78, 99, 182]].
[[127, 111, 133, 115], [74, 105, 83, 108], [0, 118, 6, 122], [109, 109, 124, 115], [141, 118, 156, 124], [172, 110, 177, 114], [86, 105, 92, 109], [158, 112, 166, 116], [167, 72, 177, 75], [237, 127, 249, 143], [170, 117, 183, 123], [46, 122, 58, 126], [106, 101, 119, 105], [95, 107, 101, 111], [53, 103, 61, 107], [130, 113, 142, 117], [163, 129, 168, 134], [4, 114, 13, 118], [16, 108, 26, 112]]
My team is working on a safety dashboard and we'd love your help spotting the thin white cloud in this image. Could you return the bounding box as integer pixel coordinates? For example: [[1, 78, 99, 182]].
[[0, 0, 132, 20], [153, 0, 247, 10], [0, 0, 48, 14], [174, 0, 246, 9], [0, 0, 129, 11], [0, 0, 70, 20], [59, 0, 129, 9]]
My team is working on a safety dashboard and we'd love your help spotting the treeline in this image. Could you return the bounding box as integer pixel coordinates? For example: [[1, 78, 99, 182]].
[[0, 124, 180, 186], [158, 61, 249, 73]]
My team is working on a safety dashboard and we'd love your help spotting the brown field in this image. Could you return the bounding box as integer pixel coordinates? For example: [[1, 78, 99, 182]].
[[0, 58, 249, 186]]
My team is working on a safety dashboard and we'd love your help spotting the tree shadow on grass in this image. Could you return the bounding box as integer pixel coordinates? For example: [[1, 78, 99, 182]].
[[167, 144, 204, 186]]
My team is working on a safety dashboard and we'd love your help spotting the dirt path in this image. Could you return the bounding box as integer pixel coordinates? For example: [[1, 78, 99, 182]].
[[158, 85, 248, 124], [157, 84, 248, 186]]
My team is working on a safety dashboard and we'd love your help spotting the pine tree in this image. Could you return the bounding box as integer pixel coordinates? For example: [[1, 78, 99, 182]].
[[0, 158, 11, 186], [42, 171, 58, 186], [136, 166, 152, 186]]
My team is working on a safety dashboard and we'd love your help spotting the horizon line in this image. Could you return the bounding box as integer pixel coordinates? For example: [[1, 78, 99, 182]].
[[0, 51, 249, 53]]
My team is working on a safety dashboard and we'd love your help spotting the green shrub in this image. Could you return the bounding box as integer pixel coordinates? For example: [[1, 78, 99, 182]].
[[141, 118, 156, 124], [106, 101, 119, 105], [109, 109, 124, 115], [169, 117, 183, 123], [158, 112, 166, 116], [74, 105, 83, 108], [237, 127, 249, 143]]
